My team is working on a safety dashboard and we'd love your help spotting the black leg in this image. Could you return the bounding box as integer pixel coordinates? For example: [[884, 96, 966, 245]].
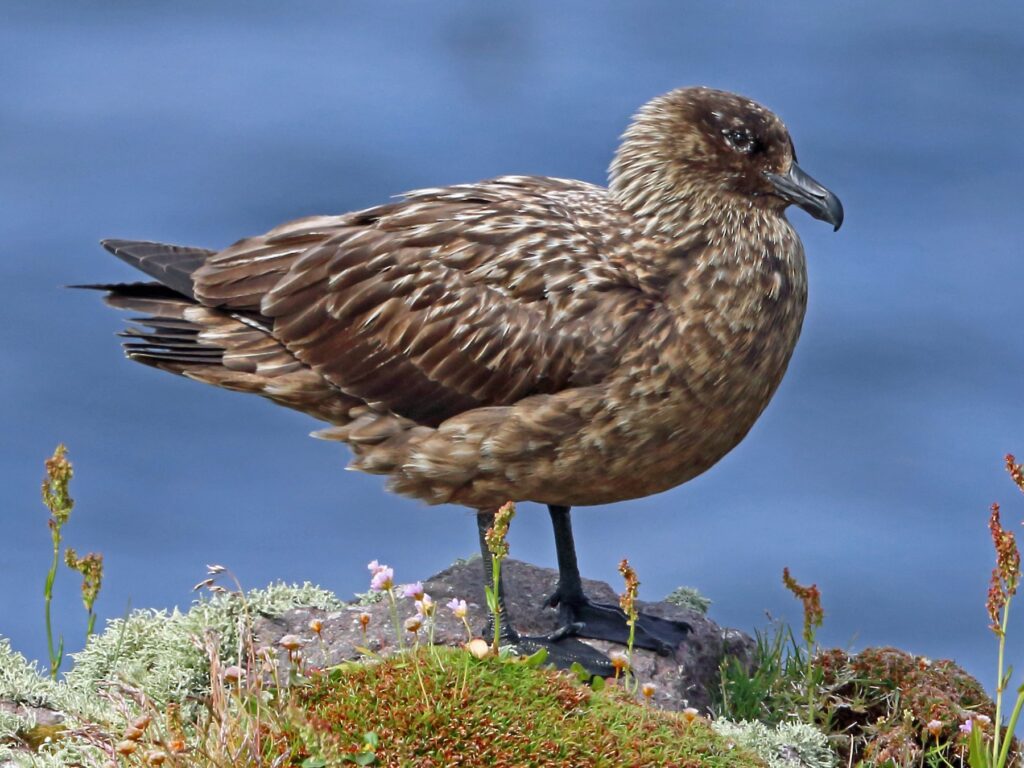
[[473, 508, 613, 677], [476, 509, 518, 644], [545, 504, 691, 655]]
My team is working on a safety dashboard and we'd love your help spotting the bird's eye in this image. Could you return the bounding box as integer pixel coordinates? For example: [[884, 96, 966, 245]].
[[723, 128, 759, 154]]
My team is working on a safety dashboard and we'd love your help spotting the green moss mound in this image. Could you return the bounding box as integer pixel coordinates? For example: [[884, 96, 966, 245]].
[[290, 647, 763, 768]]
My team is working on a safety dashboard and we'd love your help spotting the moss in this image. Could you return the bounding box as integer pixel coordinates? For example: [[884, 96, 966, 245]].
[[814, 646, 1018, 765], [290, 647, 764, 767], [712, 720, 835, 768]]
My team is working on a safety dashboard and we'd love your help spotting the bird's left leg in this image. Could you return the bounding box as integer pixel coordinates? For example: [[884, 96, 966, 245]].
[[544, 504, 691, 655], [474, 509, 612, 676]]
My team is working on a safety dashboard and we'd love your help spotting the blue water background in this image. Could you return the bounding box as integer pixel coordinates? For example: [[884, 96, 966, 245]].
[[2, 0, 1023, 721]]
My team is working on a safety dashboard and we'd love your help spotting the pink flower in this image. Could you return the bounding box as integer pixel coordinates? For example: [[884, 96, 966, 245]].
[[447, 598, 468, 618], [367, 559, 382, 573], [960, 719, 973, 735], [402, 581, 425, 600], [926, 719, 943, 738], [416, 594, 435, 618], [370, 565, 394, 592]]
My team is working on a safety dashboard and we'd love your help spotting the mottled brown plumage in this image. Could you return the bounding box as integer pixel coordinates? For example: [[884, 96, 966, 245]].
[[86, 86, 842, 663]]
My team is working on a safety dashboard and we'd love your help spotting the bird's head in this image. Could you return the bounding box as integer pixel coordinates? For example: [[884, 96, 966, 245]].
[[610, 86, 843, 234]]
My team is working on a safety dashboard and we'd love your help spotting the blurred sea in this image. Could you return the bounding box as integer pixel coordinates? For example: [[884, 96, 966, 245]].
[[2, 0, 1022, 725]]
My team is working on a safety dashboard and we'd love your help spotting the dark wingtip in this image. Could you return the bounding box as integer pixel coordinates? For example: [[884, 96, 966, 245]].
[[101, 238, 148, 256]]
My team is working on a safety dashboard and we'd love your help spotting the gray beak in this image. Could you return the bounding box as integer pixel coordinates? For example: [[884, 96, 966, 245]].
[[764, 163, 844, 231]]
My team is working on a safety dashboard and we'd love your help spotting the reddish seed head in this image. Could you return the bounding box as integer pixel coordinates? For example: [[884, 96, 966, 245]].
[[1006, 454, 1024, 493], [485, 502, 516, 560], [782, 567, 824, 645], [618, 559, 640, 622], [987, 497, 1020, 634]]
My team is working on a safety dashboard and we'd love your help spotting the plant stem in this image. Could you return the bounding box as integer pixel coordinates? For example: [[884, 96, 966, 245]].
[[490, 558, 502, 654], [997, 682, 1024, 768], [992, 600, 1009, 764], [44, 527, 63, 679], [806, 652, 815, 725]]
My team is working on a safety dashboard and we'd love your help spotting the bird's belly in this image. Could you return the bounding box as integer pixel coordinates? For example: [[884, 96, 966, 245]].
[[418, 370, 779, 509], [530, 387, 772, 506]]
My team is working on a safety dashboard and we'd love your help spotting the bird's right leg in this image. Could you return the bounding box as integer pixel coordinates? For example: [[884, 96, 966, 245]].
[[544, 504, 690, 654]]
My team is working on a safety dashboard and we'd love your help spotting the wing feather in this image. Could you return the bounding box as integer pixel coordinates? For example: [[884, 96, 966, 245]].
[[192, 177, 660, 426]]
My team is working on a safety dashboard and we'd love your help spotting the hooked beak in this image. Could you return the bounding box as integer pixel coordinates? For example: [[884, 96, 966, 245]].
[[764, 163, 844, 231]]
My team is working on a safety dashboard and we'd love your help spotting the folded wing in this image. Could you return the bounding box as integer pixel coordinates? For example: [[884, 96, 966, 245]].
[[192, 176, 659, 426]]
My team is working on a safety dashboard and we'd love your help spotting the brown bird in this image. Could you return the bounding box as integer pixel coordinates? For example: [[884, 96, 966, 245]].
[[83, 86, 842, 670]]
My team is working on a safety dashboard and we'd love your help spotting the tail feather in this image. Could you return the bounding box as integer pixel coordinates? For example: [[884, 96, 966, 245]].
[[81, 238, 424, 464], [100, 239, 214, 299], [76, 278, 362, 425]]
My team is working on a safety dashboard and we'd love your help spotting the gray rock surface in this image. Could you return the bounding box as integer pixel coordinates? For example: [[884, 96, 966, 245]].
[[253, 558, 753, 713]]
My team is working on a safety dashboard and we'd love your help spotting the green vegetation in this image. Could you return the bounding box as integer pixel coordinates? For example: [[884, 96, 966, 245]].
[[715, 454, 1024, 766], [0, 593, 767, 768], [40, 444, 104, 679], [291, 647, 758, 767], [2, 445, 1023, 766]]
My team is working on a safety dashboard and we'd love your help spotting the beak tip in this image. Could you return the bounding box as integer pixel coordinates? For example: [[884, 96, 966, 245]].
[[828, 199, 844, 232]]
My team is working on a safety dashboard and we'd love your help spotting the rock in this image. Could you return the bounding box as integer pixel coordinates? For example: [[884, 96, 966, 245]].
[[252, 558, 754, 713], [0, 701, 63, 728]]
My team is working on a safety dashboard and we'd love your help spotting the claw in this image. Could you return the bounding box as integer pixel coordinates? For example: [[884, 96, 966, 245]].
[[546, 621, 585, 643]]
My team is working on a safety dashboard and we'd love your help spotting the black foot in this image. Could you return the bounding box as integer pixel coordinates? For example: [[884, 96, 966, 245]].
[[545, 589, 691, 655], [480, 618, 615, 678], [510, 635, 615, 679]]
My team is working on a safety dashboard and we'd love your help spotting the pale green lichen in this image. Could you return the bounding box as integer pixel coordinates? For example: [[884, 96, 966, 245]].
[[1, 583, 342, 766], [67, 581, 340, 713], [352, 589, 385, 606], [712, 720, 836, 768], [664, 585, 712, 615], [0, 638, 56, 709], [0, 638, 109, 767]]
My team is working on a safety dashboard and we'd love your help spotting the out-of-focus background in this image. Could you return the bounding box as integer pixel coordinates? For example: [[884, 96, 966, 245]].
[[3, 0, 1022, 704]]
